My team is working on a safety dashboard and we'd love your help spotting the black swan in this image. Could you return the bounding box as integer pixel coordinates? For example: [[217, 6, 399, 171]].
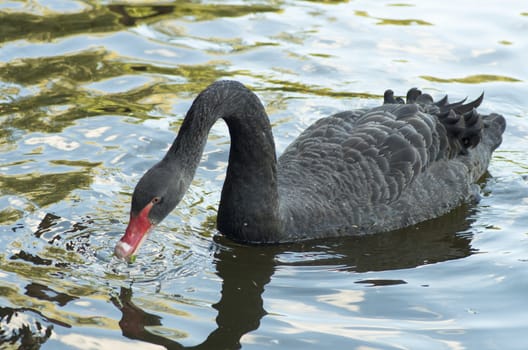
[[115, 80, 505, 259]]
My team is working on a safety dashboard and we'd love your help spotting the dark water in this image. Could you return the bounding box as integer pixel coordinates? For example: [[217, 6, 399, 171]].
[[1, 1, 528, 349]]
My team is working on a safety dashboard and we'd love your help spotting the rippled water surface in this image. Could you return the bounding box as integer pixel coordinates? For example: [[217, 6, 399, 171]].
[[1, 1, 528, 349]]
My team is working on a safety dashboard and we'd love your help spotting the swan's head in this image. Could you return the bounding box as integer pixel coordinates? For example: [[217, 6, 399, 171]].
[[114, 162, 185, 261]]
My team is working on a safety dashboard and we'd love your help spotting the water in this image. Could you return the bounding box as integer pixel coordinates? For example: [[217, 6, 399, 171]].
[[1, 1, 527, 349]]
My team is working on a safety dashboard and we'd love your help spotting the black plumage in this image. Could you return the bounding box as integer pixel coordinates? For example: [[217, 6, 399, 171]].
[[122, 80, 506, 248]]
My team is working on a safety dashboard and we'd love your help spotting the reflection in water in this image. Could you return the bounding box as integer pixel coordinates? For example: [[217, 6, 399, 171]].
[[32, 213, 91, 250], [8, 213, 92, 275], [0, 307, 54, 348], [0, 2, 280, 44], [108, 3, 281, 25], [353, 10, 432, 26], [5, 188, 475, 348], [111, 288, 171, 348], [0, 283, 76, 347], [113, 245, 273, 349], [420, 74, 522, 84], [24, 283, 78, 307], [276, 202, 476, 272], [0, 170, 93, 220], [112, 203, 475, 348]]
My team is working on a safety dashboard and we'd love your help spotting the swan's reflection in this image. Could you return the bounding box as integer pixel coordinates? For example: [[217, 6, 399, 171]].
[[0, 283, 73, 347], [113, 203, 477, 349]]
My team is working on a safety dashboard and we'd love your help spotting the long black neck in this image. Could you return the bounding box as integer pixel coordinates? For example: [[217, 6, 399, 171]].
[[166, 81, 282, 242]]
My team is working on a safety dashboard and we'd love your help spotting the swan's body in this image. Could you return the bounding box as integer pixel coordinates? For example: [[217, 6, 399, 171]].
[[115, 80, 505, 259]]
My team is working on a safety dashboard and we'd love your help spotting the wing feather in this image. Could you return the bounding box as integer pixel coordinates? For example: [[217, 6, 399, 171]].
[[278, 88, 487, 206]]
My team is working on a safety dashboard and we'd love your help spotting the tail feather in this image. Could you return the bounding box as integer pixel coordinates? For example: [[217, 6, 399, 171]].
[[452, 93, 484, 114], [383, 88, 506, 156]]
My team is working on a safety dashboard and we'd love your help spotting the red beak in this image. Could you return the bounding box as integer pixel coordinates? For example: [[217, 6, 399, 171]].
[[115, 203, 153, 260]]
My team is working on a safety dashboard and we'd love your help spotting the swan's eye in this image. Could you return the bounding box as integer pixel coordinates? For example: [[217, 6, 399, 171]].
[[151, 196, 161, 204]]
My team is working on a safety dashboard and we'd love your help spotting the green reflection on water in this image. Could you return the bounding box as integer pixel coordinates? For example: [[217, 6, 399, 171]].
[[0, 260, 119, 329], [355, 10, 432, 26], [420, 74, 522, 84], [377, 18, 432, 26], [0, 208, 23, 224], [0, 49, 149, 132], [0, 57, 235, 137], [0, 46, 254, 133], [387, 3, 415, 7], [264, 78, 380, 99], [0, 7, 119, 44], [493, 154, 528, 174], [0, 49, 112, 85], [0, 169, 93, 207], [0, 2, 281, 44], [302, 0, 350, 3]]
